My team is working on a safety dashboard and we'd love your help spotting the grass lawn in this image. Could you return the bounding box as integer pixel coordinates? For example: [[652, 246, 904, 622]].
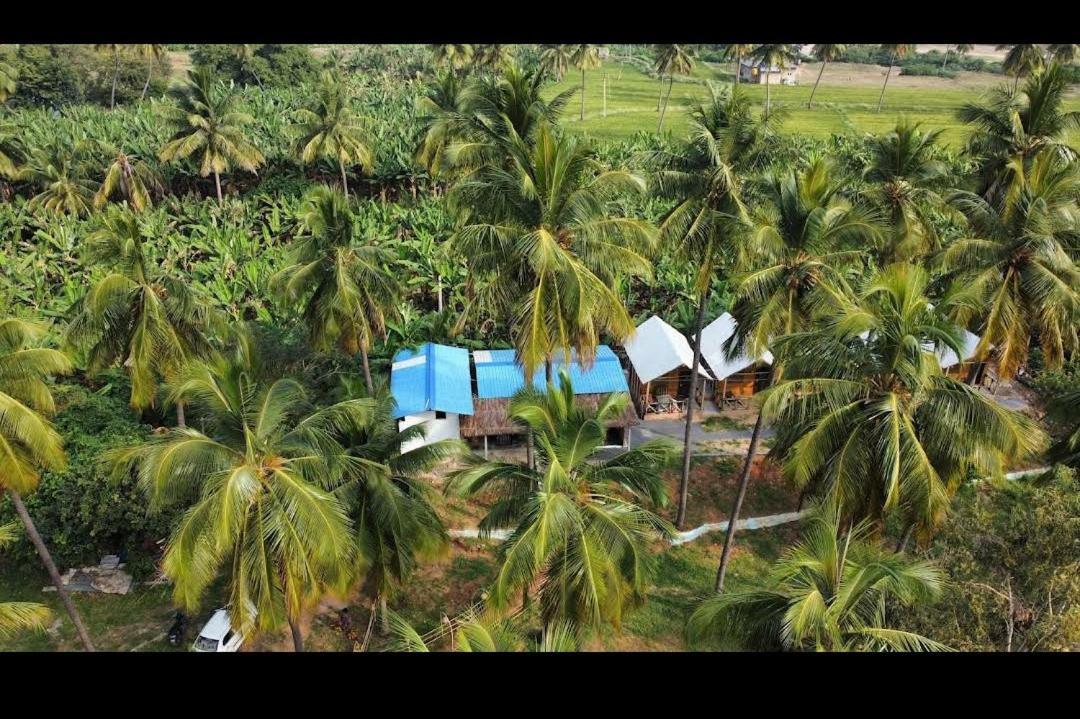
[[547, 61, 1080, 147]]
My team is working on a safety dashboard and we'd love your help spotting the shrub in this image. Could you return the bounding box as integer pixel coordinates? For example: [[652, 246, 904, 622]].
[[191, 44, 318, 88]]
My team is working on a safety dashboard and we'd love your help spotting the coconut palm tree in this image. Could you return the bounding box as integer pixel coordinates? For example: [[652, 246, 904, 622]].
[[942, 43, 973, 70], [714, 157, 881, 592], [940, 152, 1080, 379], [877, 44, 914, 113], [233, 44, 264, 90], [473, 44, 513, 74], [1045, 388, 1080, 469], [958, 62, 1080, 204], [158, 68, 265, 203], [291, 71, 374, 199], [997, 44, 1044, 92], [95, 44, 123, 109], [272, 185, 400, 393], [862, 120, 950, 263], [653, 44, 695, 132], [0, 122, 24, 181], [446, 371, 678, 630], [134, 44, 166, 101], [761, 263, 1043, 545], [388, 607, 578, 652], [1047, 44, 1080, 64], [538, 44, 572, 82], [22, 139, 97, 216], [105, 334, 366, 652], [0, 318, 94, 651], [0, 59, 17, 104], [719, 44, 754, 85], [431, 44, 474, 75], [750, 44, 797, 120], [331, 385, 461, 632], [0, 523, 52, 640], [688, 504, 951, 651], [65, 207, 217, 418], [651, 83, 766, 528], [807, 44, 846, 108], [569, 45, 603, 121], [93, 144, 165, 212], [448, 122, 656, 380]]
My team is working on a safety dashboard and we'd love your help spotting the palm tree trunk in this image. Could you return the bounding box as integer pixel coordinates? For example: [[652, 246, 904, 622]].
[[1013, 74, 1020, 94], [7, 489, 95, 651], [942, 45, 951, 70], [676, 288, 709, 529], [877, 61, 894, 113], [657, 75, 664, 110], [602, 73, 607, 118], [361, 348, 374, 394], [545, 359, 553, 385], [141, 57, 153, 101], [764, 72, 772, 120], [379, 594, 389, 635], [657, 76, 674, 133], [808, 60, 827, 108], [110, 48, 119, 109], [580, 67, 586, 121], [714, 367, 774, 593], [339, 158, 349, 200], [176, 400, 186, 429], [288, 614, 304, 652], [213, 170, 223, 203], [895, 523, 915, 553], [525, 432, 534, 470]]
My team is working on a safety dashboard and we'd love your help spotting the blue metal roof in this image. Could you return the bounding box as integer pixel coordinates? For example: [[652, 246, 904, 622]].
[[390, 343, 474, 419], [473, 345, 629, 399]]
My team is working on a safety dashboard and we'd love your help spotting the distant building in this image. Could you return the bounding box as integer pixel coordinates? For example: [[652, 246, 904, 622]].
[[738, 58, 799, 85], [390, 343, 474, 452], [459, 346, 638, 454]]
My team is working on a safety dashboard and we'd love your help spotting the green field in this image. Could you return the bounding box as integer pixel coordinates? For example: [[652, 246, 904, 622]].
[[548, 61, 1080, 147]]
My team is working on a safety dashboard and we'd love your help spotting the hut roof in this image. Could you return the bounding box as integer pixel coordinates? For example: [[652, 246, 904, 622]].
[[390, 343, 474, 419], [459, 394, 639, 438], [623, 315, 712, 384], [699, 313, 774, 381], [472, 345, 629, 399], [936, 330, 982, 370]]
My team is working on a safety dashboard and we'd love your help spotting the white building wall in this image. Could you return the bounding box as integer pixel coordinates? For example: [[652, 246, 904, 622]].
[[399, 411, 461, 453]]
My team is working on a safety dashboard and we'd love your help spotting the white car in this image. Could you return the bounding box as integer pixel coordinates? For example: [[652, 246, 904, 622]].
[[192, 609, 244, 652]]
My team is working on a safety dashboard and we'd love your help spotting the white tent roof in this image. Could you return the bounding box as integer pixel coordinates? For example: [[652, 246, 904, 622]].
[[623, 315, 712, 384], [936, 330, 982, 369], [699, 313, 774, 381]]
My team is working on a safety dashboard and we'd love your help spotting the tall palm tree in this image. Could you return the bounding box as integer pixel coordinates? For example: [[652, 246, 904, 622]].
[[106, 335, 366, 652], [1047, 44, 1080, 64], [719, 44, 754, 85], [23, 139, 97, 216], [232, 44, 263, 89], [538, 44, 572, 82], [449, 122, 656, 380], [997, 44, 1044, 92], [389, 608, 578, 652], [750, 44, 796, 120], [942, 43, 974, 70], [0, 318, 94, 651], [332, 386, 461, 632], [958, 62, 1080, 204], [291, 71, 374, 199], [761, 263, 1043, 543], [93, 144, 165, 212], [653, 44, 695, 132], [272, 186, 400, 393], [651, 84, 765, 528], [472, 44, 513, 74], [65, 207, 217, 418], [862, 120, 950, 263], [0, 59, 17, 104], [0, 523, 52, 640], [446, 371, 678, 630], [688, 504, 951, 651], [714, 157, 881, 592], [877, 44, 914, 113], [941, 152, 1080, 378], [95, 44, 122, 109], [569, 45, 603, 122], [135, 44, 166, 101], [430, 44, 474, 75], [807, 44, 846, 108], [158, 68, 265, 203]]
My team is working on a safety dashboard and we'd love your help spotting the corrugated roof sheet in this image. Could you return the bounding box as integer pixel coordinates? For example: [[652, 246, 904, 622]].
[[623, 315, 712, 384], [390, 343, 474, 419], [700, 313, 773, 381], [473, 345, 629, 399]]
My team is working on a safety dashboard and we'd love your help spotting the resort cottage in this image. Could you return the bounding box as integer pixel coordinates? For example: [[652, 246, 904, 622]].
[[738, 57, 799, 85], [623, 315, 712, 416], [390, 342, 474, 452], [699, 312, 774, 407]]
